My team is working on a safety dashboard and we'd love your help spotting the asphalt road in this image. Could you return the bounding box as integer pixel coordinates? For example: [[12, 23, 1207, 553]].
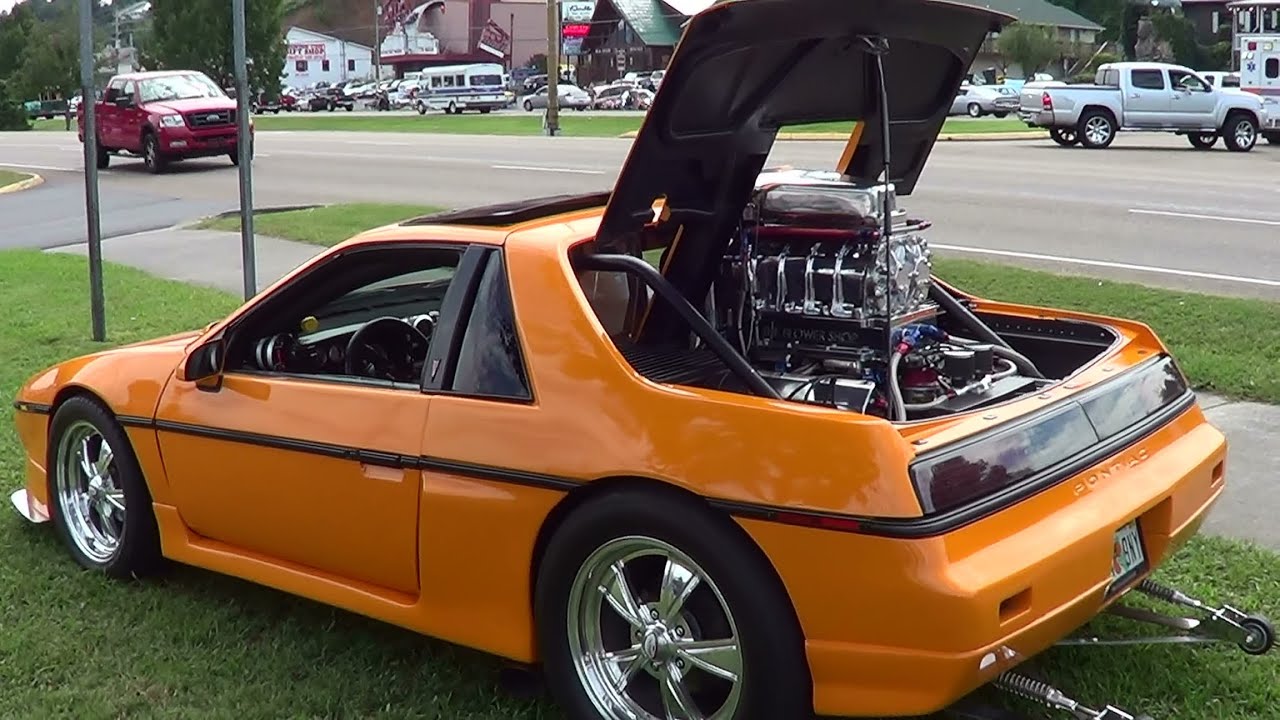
[[2, 129, 1279, 299]]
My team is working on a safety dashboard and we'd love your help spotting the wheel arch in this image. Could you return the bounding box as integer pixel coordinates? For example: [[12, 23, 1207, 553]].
[[1079, 103, 1117, 126], [528, 474, 811, 680]]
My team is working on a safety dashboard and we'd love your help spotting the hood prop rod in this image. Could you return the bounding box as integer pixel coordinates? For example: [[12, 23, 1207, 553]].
[[858, 34, 895, 356]]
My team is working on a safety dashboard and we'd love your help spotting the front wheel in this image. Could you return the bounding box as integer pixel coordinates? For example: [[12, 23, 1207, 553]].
[[967, 102, 982, 118], [95, 140, 111, 168], [524, 99, 534, 112], [46, 396, 162, 578], [535, 489, 811, 720], [142, 132, 166, 173], [1222, 113, 1258, 152]]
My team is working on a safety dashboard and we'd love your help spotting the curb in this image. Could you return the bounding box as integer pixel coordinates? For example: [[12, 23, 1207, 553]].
[[614, 130, 1048, 141], [184, 204, 327, 229], [0, 172, 44, 194]]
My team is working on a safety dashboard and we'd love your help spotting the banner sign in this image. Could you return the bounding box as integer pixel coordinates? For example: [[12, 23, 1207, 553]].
[[478, 19, 512, 58], [561, 0, 596, 23], [287, 42, 327, 60]]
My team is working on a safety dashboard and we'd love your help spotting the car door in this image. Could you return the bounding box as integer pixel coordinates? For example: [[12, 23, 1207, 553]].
[[96, 78, 125, 147], [117, 80, 145, 152], [1166, 68, 1216, 128], [154, 242, 476, 596], [1123, 68, 1172, 126]]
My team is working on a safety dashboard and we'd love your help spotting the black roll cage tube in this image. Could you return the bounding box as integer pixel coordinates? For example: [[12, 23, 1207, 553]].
[[577, 253, 783, 401]]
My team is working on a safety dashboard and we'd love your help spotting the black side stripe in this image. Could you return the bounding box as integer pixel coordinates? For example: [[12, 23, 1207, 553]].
[[12, 401, 52, 415]]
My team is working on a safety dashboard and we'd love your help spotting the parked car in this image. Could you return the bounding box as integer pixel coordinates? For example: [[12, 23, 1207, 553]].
[[76, 69, 250, 174], [24, 3, 1274, 720], [1018, 61, 1267, 150], [303, 86, 355, 112], [950, 84, 1018, 117], [520, 83, 591, 111]]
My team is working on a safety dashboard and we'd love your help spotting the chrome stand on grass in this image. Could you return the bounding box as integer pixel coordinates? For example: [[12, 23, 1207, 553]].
[[1056, 579, 1276, 655], [993, 672, 1153, 720]]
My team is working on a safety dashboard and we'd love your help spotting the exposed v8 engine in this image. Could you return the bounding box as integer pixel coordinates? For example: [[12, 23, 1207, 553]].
[[708, 169, 1045, 420]]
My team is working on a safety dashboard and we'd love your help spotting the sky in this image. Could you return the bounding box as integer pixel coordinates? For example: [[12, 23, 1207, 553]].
[[1, 0, 116, 13]]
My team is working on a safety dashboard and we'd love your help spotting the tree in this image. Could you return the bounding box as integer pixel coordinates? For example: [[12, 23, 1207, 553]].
[[147, 0, 287, 95], [17, 16, 80, 102], [0, 3, 36, 84], [0, 79, 31, 130], [995, 22, 1060, 78]]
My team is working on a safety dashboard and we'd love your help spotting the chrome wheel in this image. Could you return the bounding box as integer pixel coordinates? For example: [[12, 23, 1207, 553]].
[[567, 536, 743, 720], [53, 420, 125, 564], [1084, 115, 1112, 145], [1234, 120, 1256, 148]]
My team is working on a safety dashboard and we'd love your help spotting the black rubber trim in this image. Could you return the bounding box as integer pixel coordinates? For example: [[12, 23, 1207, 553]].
[[401, 192, 611, 228], [12, 401, 52, 414], [119, 388, 1194, 539], [116, 415, 154, 428]]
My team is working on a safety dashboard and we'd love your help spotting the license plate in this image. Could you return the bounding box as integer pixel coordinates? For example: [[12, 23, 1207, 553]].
[[1107, 519, 1147, 595]]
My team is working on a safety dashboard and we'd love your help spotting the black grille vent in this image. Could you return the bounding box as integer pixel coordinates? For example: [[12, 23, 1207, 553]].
[[186, 110, 233, 128]]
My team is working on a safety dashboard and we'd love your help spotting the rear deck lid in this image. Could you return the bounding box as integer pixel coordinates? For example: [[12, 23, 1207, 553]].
[[592, 0, 1014, 256]]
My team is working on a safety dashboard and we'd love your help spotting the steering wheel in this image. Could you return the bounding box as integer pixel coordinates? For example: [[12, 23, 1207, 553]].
[[344, 316, 430, 382]]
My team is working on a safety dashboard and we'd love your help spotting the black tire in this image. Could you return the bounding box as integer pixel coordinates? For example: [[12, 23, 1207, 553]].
[[417, 102, 427, 115], [1077, 108, 1116, 149], [1239, 616, 1275, 656], [46, 396, 162, 579], [141, 131, 166, 173], [95, 140, 111, 169], [1221, 112, 1258, 152], [524, 99, 533, 112], [993, 111, 1008, 118], [1049, 127, 1079, 147], [1188, 133, 1217, 150], [967, 102, 982, 118], [534, 488, 811, 720]]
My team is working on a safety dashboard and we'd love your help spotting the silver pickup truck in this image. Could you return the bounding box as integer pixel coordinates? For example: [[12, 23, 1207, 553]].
[[1018, 61, 1267, 151]]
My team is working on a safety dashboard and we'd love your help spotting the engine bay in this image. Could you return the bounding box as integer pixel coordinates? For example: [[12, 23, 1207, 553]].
[[602, 169, 1119, 422]]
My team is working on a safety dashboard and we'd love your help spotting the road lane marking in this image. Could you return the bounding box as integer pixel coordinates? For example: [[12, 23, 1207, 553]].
[[0, 162, 78, 172], [929, 243, 1280, 288], [491, 164, 605, 175], [1128, 208, 1280, 226]]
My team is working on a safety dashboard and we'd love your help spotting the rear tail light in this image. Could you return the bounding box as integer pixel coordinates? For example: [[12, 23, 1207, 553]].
[[908, 355, 1190, 515], [1041, 92, 1053, 111]]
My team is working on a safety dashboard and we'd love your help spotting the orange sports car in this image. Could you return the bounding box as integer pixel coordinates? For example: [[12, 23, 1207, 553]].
[[9, 0, 1274, 719]]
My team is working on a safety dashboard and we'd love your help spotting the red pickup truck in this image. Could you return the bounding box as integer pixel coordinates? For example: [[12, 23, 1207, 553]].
[[78, 70, 253, 174]]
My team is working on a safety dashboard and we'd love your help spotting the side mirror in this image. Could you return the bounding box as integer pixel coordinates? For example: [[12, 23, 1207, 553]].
[[181, 338, 226, 389]]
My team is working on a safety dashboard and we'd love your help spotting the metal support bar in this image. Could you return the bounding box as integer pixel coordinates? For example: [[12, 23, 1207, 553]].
[[79, 0, 105, 341], [232, 0, 257, 300]]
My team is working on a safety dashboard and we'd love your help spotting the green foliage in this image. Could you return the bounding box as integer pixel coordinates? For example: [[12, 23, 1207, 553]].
[[15, 14, 80, 102], [996, 23, 1060, 77], [0, 80, 31, 131], [148, 0, 287, 95], [0, 3, 35, 82]]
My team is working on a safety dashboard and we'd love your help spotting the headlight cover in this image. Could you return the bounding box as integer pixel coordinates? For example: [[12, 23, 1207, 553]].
[[159, 114, 185, 128]]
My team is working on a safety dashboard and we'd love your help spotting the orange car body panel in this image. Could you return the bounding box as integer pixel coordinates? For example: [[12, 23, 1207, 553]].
[[12, 211, 1229, 717]]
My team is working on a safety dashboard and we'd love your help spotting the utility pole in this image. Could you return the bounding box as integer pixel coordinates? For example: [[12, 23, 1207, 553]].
[[373, 0, 382, 82], [544, 0, 560, 135], [80, 0, 105, 341], [232, 0, 257, 300]]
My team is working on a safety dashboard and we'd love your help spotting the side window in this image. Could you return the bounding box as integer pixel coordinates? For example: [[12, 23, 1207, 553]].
[[1267, 58, 1280, 80], [229, 246, 463, 387], [1169, 70, 1208, 92], [449, 251, 532, 401], [104, 79, 125, 102], [1130, 69, 1165, 90]]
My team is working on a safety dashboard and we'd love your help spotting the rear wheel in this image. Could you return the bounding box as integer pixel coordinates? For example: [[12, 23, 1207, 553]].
[[535, 488, 811, 720], [524, 99, 534, 111], [1188, 133, 1217, 149], [46, 396, 162, 578], [1049, 127, 1078, 147], [1077, 109, 1116, 149], [95, 140, 111, 168], [1222, 112, 1258, 152], [967, 102, 982, 117]]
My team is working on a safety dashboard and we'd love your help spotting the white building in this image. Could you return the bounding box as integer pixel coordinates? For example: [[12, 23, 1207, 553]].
[[284, 27, 376, 88]]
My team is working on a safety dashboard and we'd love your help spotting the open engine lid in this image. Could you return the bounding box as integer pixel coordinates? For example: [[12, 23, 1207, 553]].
[[592, 0, 1013, 258]]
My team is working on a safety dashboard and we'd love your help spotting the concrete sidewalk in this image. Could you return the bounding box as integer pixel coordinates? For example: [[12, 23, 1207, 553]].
[[44, 228, 1280, 551]]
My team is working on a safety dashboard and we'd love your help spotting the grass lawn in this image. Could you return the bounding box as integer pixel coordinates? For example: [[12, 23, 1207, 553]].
[[31, 117, 73, 132], [195, 203, 442, 247], [0, 169, 30, 189], [246, 113, 1031, 137]]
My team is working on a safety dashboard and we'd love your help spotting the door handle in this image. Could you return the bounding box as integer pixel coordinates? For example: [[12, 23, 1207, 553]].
[[1129, 93, 1140, 98]]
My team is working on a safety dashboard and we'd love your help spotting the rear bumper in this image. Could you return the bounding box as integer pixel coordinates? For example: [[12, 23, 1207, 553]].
[[742, 404, 1227, 717], [1018, 109, 1056, 126]]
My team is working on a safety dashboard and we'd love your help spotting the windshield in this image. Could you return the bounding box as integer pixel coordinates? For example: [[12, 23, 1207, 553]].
[[139, 73, 225, 103], [470, 73, 503, 86]]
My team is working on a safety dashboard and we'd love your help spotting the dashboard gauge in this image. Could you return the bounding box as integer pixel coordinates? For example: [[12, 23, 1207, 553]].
[[254, 333, 297, 372], [413, 315, 436, 338]]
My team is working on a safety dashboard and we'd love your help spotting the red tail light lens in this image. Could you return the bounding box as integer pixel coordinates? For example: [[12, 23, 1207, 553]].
[[908, 355, 1191, 515], [1041, 92, 1053, 111]]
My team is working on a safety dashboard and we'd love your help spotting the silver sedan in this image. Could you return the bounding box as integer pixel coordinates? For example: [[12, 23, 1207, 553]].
[[520, 84, 592, 112]]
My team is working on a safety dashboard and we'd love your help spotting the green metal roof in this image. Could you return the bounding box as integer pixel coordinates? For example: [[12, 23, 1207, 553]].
[[972, 0, 1105, 30], [608, 0, 684, 47]]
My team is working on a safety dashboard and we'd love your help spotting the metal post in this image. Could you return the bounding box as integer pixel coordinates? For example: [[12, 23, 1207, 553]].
[[544, 0, 560, 135], [374, 0, 382, 82], [232, 0, 257, 300], [80, 0, 105, 342]]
